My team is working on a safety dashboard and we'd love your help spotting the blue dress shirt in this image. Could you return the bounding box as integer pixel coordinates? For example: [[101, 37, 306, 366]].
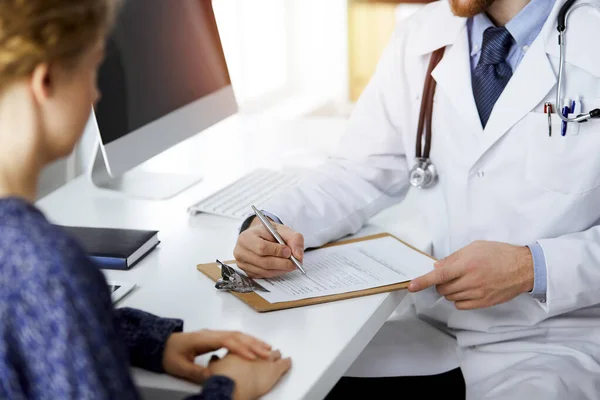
[[468, 0, 556, 71], [468, 0, 555, 300]]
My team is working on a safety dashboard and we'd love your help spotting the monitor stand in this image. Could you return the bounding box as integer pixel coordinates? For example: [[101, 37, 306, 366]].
[[89, 144, 202, 200]]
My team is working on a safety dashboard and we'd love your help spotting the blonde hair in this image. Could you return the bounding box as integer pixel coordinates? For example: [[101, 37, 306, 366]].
[[0, 0, 116, 88]]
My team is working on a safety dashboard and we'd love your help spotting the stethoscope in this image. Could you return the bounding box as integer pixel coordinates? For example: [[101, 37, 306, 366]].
[[409, 0, 600, 189]]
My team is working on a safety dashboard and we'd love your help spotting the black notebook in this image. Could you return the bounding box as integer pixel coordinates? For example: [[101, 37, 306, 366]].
[[57, 225, 160, 270]]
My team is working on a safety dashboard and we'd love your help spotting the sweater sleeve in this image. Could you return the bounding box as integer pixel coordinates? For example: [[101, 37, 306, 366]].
[[2, 251, 141, 399], [113, 307, 183, 372], [185, 376, 236, 400]]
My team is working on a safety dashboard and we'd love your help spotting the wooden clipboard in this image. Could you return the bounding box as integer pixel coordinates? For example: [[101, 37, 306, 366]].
[[197, 232, 434, 313]]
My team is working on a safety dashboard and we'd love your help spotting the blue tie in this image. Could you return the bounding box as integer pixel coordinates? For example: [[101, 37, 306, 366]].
[[472, 27, 513, 128]]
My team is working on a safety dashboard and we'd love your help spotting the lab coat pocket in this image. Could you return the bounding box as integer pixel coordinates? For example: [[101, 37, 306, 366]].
[[524, 111, 600, 195]]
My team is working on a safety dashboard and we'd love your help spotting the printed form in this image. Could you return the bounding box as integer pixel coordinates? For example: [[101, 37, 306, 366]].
[[254, 236, 435, 304]]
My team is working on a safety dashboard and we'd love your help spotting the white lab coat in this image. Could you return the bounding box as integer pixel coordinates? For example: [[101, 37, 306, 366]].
[[263, 0, 600, 398]]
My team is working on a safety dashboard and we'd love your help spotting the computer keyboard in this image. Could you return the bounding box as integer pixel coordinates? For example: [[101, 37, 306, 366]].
[[188, 169, 301, 219]]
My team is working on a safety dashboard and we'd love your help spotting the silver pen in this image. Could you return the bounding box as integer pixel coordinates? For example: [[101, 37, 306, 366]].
[[251, 205, 307, 275]]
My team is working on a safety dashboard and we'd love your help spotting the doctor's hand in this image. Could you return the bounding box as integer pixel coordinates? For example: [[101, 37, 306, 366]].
[[234, 218, 305, 279], [408, 241, 534, 310]]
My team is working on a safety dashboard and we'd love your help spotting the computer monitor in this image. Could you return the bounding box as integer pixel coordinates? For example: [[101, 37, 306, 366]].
[[89, 0, 237, 199]]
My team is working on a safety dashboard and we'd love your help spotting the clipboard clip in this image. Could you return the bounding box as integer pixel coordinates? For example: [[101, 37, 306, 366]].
[[215, 260, 270, 293]]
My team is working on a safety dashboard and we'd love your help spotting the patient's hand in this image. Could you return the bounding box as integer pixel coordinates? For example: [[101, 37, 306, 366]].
[[162, 330, 273, 383], [208, 351, 292, 400], [408, 241, 534, 310], [234, 218, 304, 279]]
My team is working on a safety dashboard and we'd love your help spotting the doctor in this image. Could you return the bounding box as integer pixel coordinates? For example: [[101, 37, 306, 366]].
[[234, 0, 600, 398]]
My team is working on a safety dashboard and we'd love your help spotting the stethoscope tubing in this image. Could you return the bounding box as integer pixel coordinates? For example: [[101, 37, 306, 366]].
[[555, 1, 600, 123], [410, 0, 600, 189]]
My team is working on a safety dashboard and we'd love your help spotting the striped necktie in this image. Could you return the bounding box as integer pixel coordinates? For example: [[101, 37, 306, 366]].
[[472, 26, 514, 128]]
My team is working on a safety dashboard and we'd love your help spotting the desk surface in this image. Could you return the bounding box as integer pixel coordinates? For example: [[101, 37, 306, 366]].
[[37, 115, 412, 400]]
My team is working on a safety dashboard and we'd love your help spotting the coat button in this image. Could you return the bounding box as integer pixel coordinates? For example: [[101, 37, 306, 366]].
[[477, 171, 485, 178]]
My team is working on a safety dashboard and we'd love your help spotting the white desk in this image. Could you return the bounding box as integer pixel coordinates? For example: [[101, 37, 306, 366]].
[[37, 115, 424, 400]]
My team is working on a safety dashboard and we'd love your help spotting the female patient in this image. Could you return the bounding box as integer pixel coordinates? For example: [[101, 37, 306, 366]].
[[0, 1, 290, 399]]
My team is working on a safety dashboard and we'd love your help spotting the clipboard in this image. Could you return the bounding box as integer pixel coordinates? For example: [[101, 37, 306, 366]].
[[197, 232, 434, 313]]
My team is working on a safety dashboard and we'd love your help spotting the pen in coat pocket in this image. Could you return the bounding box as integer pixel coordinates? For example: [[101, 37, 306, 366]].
[[544, 102, 552, 137]]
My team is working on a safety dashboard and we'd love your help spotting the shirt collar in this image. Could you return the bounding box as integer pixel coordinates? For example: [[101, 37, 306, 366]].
[[469, 12, 494, 57], [469, 0, 556, 57]]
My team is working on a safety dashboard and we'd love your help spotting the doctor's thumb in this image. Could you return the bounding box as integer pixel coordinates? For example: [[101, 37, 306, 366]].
[[279, 226, 305, 260], [292, 244, 304, 261]]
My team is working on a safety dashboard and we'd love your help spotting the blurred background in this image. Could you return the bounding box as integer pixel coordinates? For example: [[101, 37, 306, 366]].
[[212, 0, 427, 117], [39, 0, 434, 197]]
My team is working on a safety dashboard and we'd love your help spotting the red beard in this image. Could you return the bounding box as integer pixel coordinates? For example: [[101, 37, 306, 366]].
[[449, 0, 497, 17]]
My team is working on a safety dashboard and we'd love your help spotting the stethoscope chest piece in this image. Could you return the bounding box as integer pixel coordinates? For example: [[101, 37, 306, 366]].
[[409, 157, 437, 189], [410, 47, 445, 189]]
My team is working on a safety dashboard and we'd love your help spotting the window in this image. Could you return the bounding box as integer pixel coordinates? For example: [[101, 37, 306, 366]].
[[213, 0, 349, 116], [213, 0, 288, 107]]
